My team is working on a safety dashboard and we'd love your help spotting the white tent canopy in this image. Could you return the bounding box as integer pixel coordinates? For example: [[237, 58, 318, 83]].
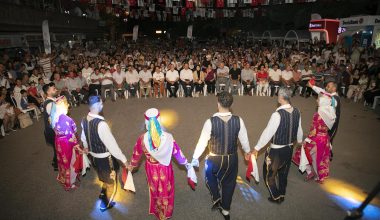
[[284, 30, 311, 43]]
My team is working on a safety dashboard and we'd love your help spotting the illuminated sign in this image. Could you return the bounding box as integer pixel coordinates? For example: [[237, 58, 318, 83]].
[[338, 27, 347, 34], [309, 21, 325, 30], [309, 23, 322, 28]]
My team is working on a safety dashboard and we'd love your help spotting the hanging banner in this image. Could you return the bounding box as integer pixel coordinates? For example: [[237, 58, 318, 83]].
[[137, 0, 144, 7], [149, 4, 155, 12], [166, 0, 173, 8], [187, 25, 193, 39], [133, 25, 139, 41], [42, 20, 51, 54], [216, 0, 224, 8]]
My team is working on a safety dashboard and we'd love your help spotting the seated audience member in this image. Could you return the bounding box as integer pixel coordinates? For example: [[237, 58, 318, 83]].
[[89, 68, 102, 96], [346, 69, 360, 101], [37, 77, 45, 98], [229, 63, 241, 95], [153, 66, 165, 98], [166, 64, 180, 98], [193, 65, 205, 97], [20, 89, 40, 117], [77, 71, 89, 103], [139, 65, 153, 98], [313, 63, 325, 88], [0, 88, 16, 136], [27, 81, 42, 107], [256, 65, 269, 96], [300, 65, 313, 97], [125, 66, 140, 97], [29, 69, 41, 85], [363, 72, 380, 106], [268, 63, 282, 96], [53, 72, 71, 102], [112, 65, 126, 99], [204, 64, 216, 94], [281, 65, 294, 90], [66, 71, 81, 105], [216, 62, 230, 93], [241, 62, 255, 95], [13, 78, 27, 107], [180, 63, 194, 97], [100, 67, 115, 102], [292, 68, 302, 96]]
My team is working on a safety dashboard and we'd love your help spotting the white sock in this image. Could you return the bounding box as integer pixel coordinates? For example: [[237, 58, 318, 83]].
[[222, 210, 229, 215]]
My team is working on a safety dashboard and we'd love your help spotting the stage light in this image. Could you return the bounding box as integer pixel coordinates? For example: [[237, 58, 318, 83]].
[[159, 109, 179, 130], [321, 178, 380, 219], [236, 176, 261, 202], [156, 30, 162, 34]]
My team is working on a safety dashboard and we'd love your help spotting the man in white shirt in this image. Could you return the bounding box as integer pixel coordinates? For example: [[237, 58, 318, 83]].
[[139, 66, 152, 98], [180, 63, 194, 97], [191, 92, 251, 220], [300, 65, 313, 97], [166, 64, 180, 98], [281, 65, 294, 90], [152, 66, 165, 98], [269, 64, 282, 96], [125, 66, 140, 97], [252, 88, 303, 204], [81, 96, 128, 211], [112, 65, 126, 99], [216, 62, 230, 93], [81, 62, 93, 84], [89, 68, 102, 96], [100, 67, 115, 102], [241, 63, 255, 95], [66, 71, 82, 106]]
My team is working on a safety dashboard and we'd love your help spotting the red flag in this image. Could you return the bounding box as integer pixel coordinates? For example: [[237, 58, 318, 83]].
[[246, 157, 253, 182], [122, 167, 128, 186], [186, 0, 194, 8], [251, 0, 258, 6], [216, 0, 224, 8], [129, 0, 137, 6], [188, 177, 196, 190]]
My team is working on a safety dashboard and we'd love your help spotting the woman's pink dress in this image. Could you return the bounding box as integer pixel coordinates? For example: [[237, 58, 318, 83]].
[[54, 114, 82, 190], [293, 112, 331, 182], [130, 134, 188, 220]]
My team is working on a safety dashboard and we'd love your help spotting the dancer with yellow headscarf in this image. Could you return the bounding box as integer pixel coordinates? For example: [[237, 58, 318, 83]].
[[129, 108, 197, 220]]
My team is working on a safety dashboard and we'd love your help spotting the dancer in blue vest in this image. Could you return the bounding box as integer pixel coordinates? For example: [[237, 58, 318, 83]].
[[191, 91, 251, 220], [80, 96, 128, 211], [252, 87, 303, 204]]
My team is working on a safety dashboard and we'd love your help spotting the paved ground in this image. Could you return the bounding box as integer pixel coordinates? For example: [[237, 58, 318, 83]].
[[1, 95, 380, 220]]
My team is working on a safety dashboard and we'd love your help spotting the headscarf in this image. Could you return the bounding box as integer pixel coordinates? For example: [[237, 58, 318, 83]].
[[143, 108, 174, 166], [144, 108, 162, 151], [50, 96, 69, 129], [318, 93, 336, 129]]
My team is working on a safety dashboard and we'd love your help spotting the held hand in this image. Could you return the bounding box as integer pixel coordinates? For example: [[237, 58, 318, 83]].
[[127, 164, 134, 172], [252, 149, 259, 159], [83, 148, 89, 155], [244, 152, 251, 161], [191, 158, 199, 167]]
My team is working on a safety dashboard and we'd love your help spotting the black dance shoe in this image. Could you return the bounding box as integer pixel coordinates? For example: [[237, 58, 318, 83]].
[[211, 201, 221, 211], [267, 197, 283, 204], [99, 199, 115, 212], [345, 208, 363, 219]]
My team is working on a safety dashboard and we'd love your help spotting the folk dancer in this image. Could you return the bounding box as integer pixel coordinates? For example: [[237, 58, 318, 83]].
[[292, 93, 336, 183], [128, 108, 196, 220], [42, 82, 58, 171], [50, 96, 83, 190], [191, 92, 251, 220], [252, 88, 303, 204], [80, 96, 128, 211]]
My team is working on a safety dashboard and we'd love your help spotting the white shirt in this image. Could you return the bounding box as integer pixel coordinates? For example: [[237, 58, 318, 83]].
[[166, 70, 179, 82], [269, 68, 282, 81], [254, 104, 303, 151], [217, 66, 230, 78], [301, 69, 313, 80], [81, 67, 93, 80], [193, 112, 251, 160], [112, 70, 126, 85], [153, 72, 165, 81], [281, 70, 293, 81], [81, 113, 127, 164], [101, 71, 113, 85], [66, 77, 81, 91], [180, 69, 193, 81], [139, 70, 152, 82], [90, 73, 102, 85], [45, 97, 56, 115], [125, 70, 140, 84]]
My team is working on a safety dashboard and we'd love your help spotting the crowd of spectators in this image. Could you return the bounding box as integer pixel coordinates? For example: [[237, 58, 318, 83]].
[[1, 37, 380, 139]]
